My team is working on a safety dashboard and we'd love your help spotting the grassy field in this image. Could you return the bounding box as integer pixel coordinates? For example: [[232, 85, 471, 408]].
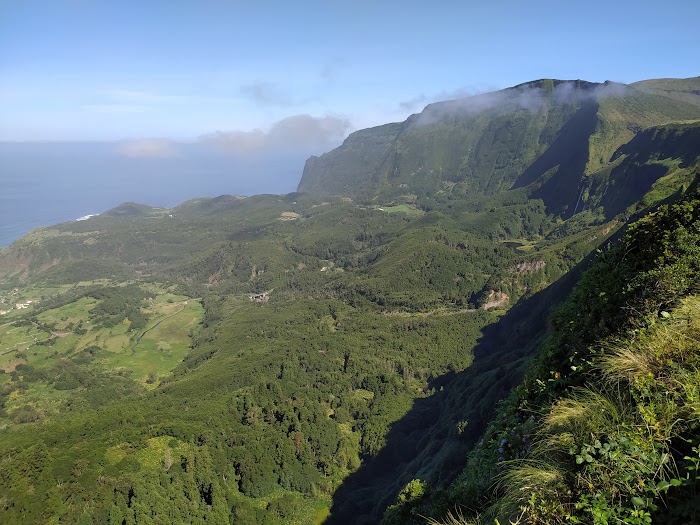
[[0, 282, 204, 420], [102, 298, 203, 384], [500, 238, 541, 252], [375, 204, 425, 216]]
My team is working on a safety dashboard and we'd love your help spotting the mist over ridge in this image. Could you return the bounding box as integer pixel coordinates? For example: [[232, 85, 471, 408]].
[[299, 77, 700, 206]]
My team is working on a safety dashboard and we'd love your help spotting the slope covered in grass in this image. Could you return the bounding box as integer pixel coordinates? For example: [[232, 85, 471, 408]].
[[631, 77, 700, 107]]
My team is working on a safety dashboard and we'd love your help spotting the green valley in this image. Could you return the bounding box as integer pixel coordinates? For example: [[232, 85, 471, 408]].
[[0, 77, 698, 525]]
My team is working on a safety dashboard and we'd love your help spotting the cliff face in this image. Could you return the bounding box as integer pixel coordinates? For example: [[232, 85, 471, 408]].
[[298, 79, 700, 217], [298, 121, 406, 197]]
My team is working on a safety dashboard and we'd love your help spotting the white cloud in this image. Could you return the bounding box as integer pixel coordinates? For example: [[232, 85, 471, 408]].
[[415, 80, 635, 126], [200, 114, 351, 155], [399, 86, 494, 112], [398, 94, 429, 112], [239, 81, 293, 107]]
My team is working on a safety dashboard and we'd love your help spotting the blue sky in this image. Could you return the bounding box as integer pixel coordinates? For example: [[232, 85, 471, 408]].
[[1, 0, 698, 142]]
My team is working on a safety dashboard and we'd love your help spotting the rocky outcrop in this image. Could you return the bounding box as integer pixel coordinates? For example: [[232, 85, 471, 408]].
[[481, 290, 509, 310], [510, 260, 546, 273]]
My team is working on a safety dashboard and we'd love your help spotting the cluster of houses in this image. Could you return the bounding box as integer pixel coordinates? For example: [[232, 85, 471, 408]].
[[15, 300, 33, 309], [248, 292, 269, 303], [0, 289, 35, 315]]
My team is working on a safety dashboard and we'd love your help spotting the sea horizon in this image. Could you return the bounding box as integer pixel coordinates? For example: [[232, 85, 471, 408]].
[[0, 142, 304, 248]]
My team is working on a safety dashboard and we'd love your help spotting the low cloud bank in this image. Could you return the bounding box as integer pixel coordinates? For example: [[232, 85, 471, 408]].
[[416, 80, 632, 125], [109, 114, 352, 195], [200, 114, 351, 154]]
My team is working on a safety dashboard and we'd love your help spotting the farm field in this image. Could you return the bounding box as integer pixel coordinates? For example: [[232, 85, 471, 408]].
[[0, 281, 203, 423]]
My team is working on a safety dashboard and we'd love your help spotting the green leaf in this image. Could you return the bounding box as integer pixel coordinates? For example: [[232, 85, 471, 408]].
[[655, 480, 670, 491], [631, 496, 645, 508]]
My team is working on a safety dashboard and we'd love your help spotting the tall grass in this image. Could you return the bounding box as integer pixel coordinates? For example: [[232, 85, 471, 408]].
[[431, 296, 700, 524]]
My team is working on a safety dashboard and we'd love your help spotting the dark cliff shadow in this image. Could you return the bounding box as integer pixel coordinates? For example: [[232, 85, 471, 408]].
[[321, 146, 699, 525], [512, 99, 599, 217], [322, 185, 687, 524], [323, 262, 587, 524]]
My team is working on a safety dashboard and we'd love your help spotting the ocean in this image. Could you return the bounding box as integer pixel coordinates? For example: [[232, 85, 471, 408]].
[[0, 142, 303, 248]]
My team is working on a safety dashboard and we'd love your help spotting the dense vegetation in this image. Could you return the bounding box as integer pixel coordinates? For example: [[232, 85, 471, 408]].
[[0, 77, 698, 524], [381, 183, 700, 524]]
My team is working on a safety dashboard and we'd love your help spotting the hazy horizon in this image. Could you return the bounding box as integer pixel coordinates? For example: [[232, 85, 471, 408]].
[[2, 0, 699, 245], [0, 141, 319, 248]]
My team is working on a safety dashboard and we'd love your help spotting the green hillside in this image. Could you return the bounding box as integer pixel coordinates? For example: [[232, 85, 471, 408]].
[[0, 77, 699, 525], [298, 79, 700, 217], [631, 76, 700, 107]]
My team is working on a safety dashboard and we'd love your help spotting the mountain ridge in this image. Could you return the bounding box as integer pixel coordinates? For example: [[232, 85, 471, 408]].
[[298, 77, 700, 218], [631, 75, 700, 106]]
